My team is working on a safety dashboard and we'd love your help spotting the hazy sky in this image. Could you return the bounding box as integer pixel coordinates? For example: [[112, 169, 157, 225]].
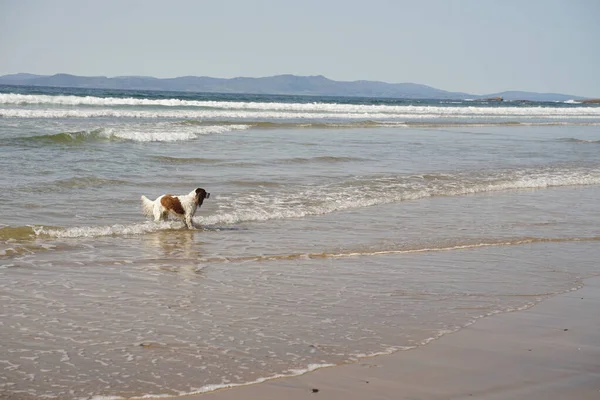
[[1, 0, 598, 96]]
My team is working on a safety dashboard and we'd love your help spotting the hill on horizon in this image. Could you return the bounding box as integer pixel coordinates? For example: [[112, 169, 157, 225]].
[[0, 72, 587, 102]]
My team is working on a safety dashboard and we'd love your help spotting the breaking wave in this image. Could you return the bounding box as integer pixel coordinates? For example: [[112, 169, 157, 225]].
[[33, 221, 184, 238], [0, 225, 37, 240], [559, 138, 600, 144], [200, 165, 600, 226], [3, 107, 600, 121], [27, 164, 600, 239], [0, 92, 597, 112], [2, 93, 600, 123], [17, 124, 250, 143]]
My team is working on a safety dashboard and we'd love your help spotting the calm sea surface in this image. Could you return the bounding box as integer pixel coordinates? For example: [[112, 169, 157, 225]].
[[1, 85, 599, 399]]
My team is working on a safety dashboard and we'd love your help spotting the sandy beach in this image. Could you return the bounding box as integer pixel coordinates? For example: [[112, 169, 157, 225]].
[[177, 276, 600, 400]]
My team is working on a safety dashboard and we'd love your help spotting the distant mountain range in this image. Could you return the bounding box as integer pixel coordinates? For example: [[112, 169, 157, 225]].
[[0, 73, 587, 102]]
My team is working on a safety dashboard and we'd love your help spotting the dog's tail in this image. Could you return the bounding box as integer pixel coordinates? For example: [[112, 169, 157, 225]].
[[140, 195, 155, 218]]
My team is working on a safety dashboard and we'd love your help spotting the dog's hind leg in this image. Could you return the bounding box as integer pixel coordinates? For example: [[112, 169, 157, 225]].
[[153, 208, 167, 223]]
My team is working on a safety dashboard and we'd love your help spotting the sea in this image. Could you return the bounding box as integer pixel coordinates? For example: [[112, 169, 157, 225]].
[[1, 85, 599, 399]]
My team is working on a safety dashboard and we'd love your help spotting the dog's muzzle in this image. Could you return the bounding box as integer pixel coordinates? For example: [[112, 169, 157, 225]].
[[205, 193, 210, 199]]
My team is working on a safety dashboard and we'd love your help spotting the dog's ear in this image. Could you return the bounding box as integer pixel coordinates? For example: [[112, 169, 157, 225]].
[[195, 187, 208, 204]]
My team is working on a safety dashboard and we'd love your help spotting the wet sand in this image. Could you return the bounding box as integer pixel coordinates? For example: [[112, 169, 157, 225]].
[[177, 276, 600, 400]]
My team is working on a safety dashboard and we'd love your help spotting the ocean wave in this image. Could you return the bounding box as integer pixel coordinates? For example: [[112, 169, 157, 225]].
[[0, 93, 225, 107], [1, 92, 598, 113], [27, 165, 600, 239], [33, 221, 184, 238], [34, 128, 111, 143], [0, 225, 37, 240], [4, 107, 600, 122], [559, 138, 600, 144], [200, 166, 600, 226], [2, 94, 600, 121], [17, 124, 250, 143]]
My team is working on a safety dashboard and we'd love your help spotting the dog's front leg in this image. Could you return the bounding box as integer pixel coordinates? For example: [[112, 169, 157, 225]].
[[184, 215, 195, 229]]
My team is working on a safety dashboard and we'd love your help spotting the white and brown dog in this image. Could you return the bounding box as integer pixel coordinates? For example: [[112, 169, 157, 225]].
[[141, 188, 210, 229]]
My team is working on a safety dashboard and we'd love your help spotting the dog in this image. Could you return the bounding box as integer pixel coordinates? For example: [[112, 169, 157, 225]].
[[141, 188, 210, 229]]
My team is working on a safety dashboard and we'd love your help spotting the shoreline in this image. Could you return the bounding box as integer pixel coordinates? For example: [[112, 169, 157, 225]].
[[170, 275, 600, 400]]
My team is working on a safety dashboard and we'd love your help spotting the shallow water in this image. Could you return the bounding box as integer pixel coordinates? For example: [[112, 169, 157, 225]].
[[1, 86, 599, 399]]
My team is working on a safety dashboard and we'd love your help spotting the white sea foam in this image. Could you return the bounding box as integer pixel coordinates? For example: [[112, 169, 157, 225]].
[[75, 363, 335, 400], [101, 127, 197, 142], [2, 107, 600, 121], [200, 166, 600, 226], [0, 93, 596, 113], [33, 221, 184, 238], [100, 124, 249, 142], [46, 124, 250, 142], [123, 363, 336, 400], [2, 93, 600, 120]]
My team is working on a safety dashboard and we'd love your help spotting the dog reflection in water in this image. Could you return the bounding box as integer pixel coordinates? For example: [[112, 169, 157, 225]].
[[144, 229, 207, 279]]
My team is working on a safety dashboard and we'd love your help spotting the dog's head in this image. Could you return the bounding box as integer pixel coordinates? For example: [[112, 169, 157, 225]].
[[195, 187, 210, 206]]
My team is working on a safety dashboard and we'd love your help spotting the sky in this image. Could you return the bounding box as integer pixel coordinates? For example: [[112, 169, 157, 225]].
[[0, 0, 599, 97]]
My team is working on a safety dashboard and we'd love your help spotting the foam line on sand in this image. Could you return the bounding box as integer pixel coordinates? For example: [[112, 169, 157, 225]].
[[173, 276, 600, 400]]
